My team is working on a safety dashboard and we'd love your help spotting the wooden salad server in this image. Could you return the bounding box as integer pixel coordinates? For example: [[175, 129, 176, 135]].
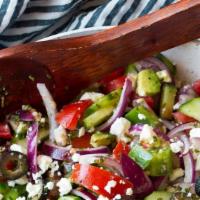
[[0, 0, 200, 117]]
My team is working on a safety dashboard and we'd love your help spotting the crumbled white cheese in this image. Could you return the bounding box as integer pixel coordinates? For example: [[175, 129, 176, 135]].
[[10, 144, 27, 154], [7, 180, 15, 187], [16, 197, 26, 200], [45, 181, 54, 190], [71, 153, 80, 162], [104, 180, 117, 194], [114, 194, 121, 199], [139, 124, 156, 144], [196, 154, 200, 171], [40, 117, 46, 123], [54, 125, 68, 146], [110, 117, 131, 140], [170, 141, 184, 153], [156, 70, 172, 83], [138, 113, 146, 120], [37, 155, 53, 173], [78, 127, 85, 137], [126, 188, 133, 196], [0, 194, 3, 200], [50, 161, 59, 176], [15, 176, 28, 185], [32, 111, 42, 121], [92, 185, 99, 190], [187, 192, 192, 197], [56, 178, 72, 196], [26, 182, 43, 198], [80, 92, 104, 102], [97, 195, 109, 200], [170, 168, 184, 181], [190, 128, 200, 138], [79, 155, 99, 164], [32, 171, 43, 184]]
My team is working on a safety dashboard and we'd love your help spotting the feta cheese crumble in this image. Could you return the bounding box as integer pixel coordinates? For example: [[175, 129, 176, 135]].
[[26, 182, 43, 198], [97, 195, 109, 200], [139, 124, 156, 144], [78, 127, 85, 137], [92, 185, 99, 190], [110, 117, 131, 140], [45, 181, 54, 190], [10, 144, 26, 154], [0, 194, 2, 200], [190, 128, 200, 138], [56, 178, 72, 196], [126, 188, 133, 196], [71, 153, 80, 162], [170, 140, 184, 153], [16, 197, 26, 200], [104, 180, 117, 194], [37, 155, 53, 173], [80, 92, 104, 102], [138, 113, 146, 120], [114, 194, 121, 199], [54, 125, 68, 146], [170, 168, 184, 182]]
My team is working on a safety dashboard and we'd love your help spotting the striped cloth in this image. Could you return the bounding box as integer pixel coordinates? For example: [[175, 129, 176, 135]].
[[0, 0, 177, 48]]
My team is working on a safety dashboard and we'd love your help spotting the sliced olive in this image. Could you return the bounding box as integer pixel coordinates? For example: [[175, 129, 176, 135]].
[[0, 151, 28, 180], [195, 176, 200, 197]]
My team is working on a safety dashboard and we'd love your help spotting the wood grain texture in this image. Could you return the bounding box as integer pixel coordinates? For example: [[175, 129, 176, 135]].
[[0, 0, 200, 117]]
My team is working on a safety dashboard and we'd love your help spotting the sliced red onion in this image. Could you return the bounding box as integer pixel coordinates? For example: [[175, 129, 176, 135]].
[[129, 124, 143, 135], [183, 151, 195, 183], [162, 120, 176, 130], [190, 137, 200, 151], [121, 153, 153, 198], [144, 57, 169, 71], [179, 135, 190, 156], [168, 122, 197, 138], [72, 189, 97, 200], [134, 60, 160, 72], [27, 123, 39, 174], [42, 141, 71, 161], [17, 110, 34, 121], [37, 83, 57, 142], [97, 78, 132, 131], [77, 146, 109, 155], [151, 176, 168, 190], [154, 128, 169, 141], [102, 157, 124, 176]]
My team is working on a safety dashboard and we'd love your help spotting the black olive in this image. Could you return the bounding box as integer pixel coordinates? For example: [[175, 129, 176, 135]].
[[0, 151, 28, 180], [195, 176, 200, 196]]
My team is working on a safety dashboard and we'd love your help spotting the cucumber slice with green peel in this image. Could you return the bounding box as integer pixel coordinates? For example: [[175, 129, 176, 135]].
[[129, 144, 153, 169], [126, 63, 138, 75], [84, 89, 121, 117], [156, 53, 176, 75], [144, 191, 172, 200], [147, 147, 173, 176], [137, 69, 161, 96], [125, 105, 160, 127], [160, 83, 177, 119], [83, 106, 114, 129], [179, 97, 200, 121], [58, 195, 81, 200]]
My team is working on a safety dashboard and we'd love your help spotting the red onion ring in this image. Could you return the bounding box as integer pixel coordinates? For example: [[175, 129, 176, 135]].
[[179, 135, 190, 156], [77, 146, 109, 155]]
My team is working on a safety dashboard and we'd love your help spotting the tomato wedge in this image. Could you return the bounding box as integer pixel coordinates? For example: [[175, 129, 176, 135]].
[[104, 75, 126, 93], [71, 133, 91, 148], [192, 79, 200, 95], [113, 141, 130, 161], [71, 164, 133, 199], [56, 100, 92, 130], [173, 112, 196, 123], [0, 123, 12, 139]]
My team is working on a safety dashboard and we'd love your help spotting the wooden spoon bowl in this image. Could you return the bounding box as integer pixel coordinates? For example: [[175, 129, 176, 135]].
[[0, 0, 200, 117]]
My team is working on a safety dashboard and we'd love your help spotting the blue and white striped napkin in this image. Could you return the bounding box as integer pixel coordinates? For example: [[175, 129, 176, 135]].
[[0, 0, 177, 48]]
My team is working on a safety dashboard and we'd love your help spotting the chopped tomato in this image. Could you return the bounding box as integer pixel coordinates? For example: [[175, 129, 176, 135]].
[[173, 112, 196, 123], [100, 67, 124, 86], [104, 75, 126, 93], [113, 141, 130, 161], [0, 123, 12, 139], [71, 133, 91, 148], [71, 164, 133, 199], [143, 96, 155, 109], [56, 100, 92, 130], [192, 79, 200, 95]]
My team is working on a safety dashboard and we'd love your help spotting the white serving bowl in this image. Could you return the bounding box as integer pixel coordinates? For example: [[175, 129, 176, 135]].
[[40, 26, 200, 83]]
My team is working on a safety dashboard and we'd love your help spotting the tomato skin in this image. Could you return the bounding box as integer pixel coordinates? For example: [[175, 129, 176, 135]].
[[104, 75, 126, 93], [71, 164, 133, 199], [143, 96, 155, 109], [71, 133, 91, 148], [113, 141, 130, 161], [56, 100, 92, 130], [173, 112, 196, 123], [0, 123, 12, 139], [192, 79, 200, 95]]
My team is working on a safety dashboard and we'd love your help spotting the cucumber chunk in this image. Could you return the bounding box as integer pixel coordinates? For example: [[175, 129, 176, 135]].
[[58, 195, 81, 200], [160, 83, 177, 119], [83, 107, 114, 129], [84, 89, 121, 117], [125, 106, 160, 127], [144, 191, 172, 200], [137, 69, 161, 96], [179, 97, 200, 121]]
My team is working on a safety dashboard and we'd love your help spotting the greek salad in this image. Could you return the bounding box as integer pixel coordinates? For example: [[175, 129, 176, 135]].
[[1, 54, 200, 200]]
